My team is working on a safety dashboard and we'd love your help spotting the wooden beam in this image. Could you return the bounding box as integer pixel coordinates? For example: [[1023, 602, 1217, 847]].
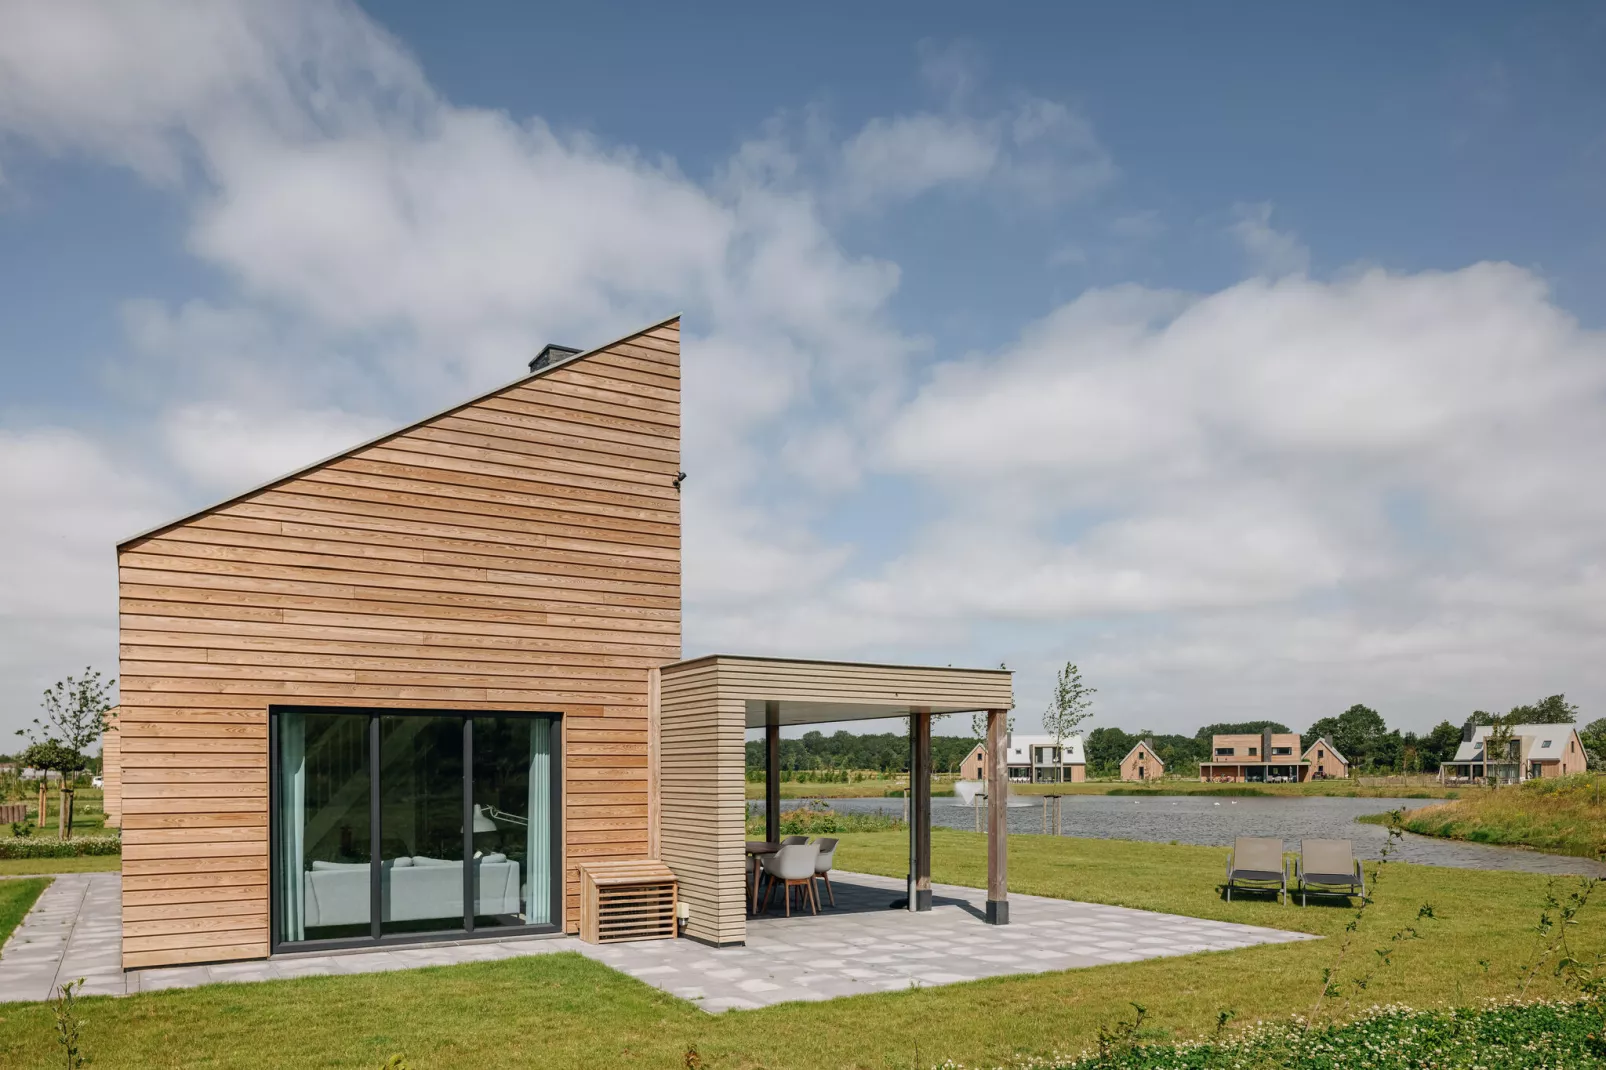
[[764, 701, 780, 844], [986, 708, 1008, 924], [646, 665, 661, 860], [912, 707, 932, 911]]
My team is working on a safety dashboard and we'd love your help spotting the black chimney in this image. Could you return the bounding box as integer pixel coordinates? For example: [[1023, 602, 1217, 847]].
[[1461, 719, 1476, 743], [529, 344, 581, 373]]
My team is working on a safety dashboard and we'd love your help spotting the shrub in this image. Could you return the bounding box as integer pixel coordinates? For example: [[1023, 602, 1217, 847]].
[[743, 800, 903, 837], [934, 998, 1605, 1069], [0, 834, 120, 859]]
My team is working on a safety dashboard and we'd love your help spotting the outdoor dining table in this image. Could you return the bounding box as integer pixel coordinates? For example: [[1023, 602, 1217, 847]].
[[745, 840, 780, 915]]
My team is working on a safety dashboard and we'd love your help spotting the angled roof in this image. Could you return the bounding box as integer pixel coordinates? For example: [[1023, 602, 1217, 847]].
[[1450, 723, 1580, 764], [118, 313, 681, 549], [1302, 737, 1347, 764], [1120, 740, 1164, 766]]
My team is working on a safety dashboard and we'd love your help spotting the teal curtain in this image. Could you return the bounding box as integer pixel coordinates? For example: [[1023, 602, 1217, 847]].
[[526, 719, 551, 925], [279, 712, 306, 942]]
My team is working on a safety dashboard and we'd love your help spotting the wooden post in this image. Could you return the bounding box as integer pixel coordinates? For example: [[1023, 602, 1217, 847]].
[[764, 701, 780, 844], [912, 708, 932, 912], [986, 709, 1009, 924]]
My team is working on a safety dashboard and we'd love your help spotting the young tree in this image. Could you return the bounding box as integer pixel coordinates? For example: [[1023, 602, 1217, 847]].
[[19, 740, 84, 834], [1042, 662, 1096, 783], [1485, 714, 1517, 786], [17, 668, 116, 839]]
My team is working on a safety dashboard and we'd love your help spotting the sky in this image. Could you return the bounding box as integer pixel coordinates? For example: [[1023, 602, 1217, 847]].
[[1, 1, 1604, 744]]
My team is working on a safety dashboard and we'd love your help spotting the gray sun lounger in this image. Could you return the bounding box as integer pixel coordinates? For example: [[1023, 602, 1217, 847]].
[[1293, 838, 1365, 905], [1225, 836, 1287, 904]]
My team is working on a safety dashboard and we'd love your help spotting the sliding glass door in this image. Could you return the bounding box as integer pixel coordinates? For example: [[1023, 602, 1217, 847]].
[[272, 708, 561, 951]]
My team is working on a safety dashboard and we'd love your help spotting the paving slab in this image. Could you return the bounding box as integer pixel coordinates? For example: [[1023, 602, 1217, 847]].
[[1, 870, 1316, 1011]]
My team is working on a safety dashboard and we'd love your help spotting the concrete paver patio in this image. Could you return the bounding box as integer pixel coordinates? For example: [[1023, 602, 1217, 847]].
[[0, 871, 1315, 1012]]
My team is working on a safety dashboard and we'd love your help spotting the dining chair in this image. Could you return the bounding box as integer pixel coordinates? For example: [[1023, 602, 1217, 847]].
[[760, 843, 820, 916], [781, 835, 809, 846], [811, 836, 839, 907]]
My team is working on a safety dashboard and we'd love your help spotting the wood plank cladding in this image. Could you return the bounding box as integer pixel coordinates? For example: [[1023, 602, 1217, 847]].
[[655, 656, 1012, 946], [116, 317, 680, 969], [101, 718, 121, 829]]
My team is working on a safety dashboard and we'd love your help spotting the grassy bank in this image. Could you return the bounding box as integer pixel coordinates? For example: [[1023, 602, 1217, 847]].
[[0, 833, 1599, 1068], [0, 878, 50, 950], [751, 778, 1458, 800], [1364, 773, 1606, 860]]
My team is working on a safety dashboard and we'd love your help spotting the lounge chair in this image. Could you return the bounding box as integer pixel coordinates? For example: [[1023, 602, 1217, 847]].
[[1225, 836, 1286, 904], [1293, 839, 1365, 906]]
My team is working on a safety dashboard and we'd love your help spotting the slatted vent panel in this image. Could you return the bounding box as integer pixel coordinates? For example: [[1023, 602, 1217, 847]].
[[579, 860, 678, 944]]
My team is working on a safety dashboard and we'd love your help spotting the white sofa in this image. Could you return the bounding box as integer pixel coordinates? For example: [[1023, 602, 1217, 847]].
[[303, 855, 522, 928]]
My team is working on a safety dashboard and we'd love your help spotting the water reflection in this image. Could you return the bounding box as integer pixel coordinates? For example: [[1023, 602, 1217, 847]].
[[766, 795, 1606, 877]]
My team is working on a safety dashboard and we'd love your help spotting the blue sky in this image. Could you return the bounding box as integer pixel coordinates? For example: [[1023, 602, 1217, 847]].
[[2, 2, 1604, 741]]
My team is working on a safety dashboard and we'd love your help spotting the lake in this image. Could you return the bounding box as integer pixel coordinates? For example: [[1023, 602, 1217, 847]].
[[764, 794, 1606, 877]]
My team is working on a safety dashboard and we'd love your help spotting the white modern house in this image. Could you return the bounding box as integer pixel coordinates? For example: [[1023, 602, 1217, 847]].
[[962, 733, 1087, 783]]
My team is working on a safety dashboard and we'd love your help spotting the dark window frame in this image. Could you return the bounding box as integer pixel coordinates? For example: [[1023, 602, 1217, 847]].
[[269, 705, 564, 956]]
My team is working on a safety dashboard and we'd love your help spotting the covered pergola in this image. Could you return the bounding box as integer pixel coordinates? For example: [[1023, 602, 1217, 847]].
[[648, 655, 1014, 946]]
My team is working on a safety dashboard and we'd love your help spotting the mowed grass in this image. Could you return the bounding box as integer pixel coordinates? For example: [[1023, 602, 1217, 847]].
[[0, 787, 111, 838], [0, 878, 50, 951], [1381, 773, 1606, 859], [0, 832, 1599, 1069]]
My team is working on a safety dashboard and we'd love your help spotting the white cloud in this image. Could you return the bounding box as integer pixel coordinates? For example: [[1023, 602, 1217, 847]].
[[836, 96, 1114, 211], [0, 430, 175, 719], [1229, 201, 1310, 277], [161, 404, 395, 492], [2, 2, 1604, 741], [862, 263, 1606, 725]]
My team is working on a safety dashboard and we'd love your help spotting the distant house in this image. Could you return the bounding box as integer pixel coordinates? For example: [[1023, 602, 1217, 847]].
[[1119, 740, 1165, 782], [1302, 737, 1348, 780], [1440, 722, 1589, 785], [960, 734, 1086, 783], [1198, 730, 1307, 783]]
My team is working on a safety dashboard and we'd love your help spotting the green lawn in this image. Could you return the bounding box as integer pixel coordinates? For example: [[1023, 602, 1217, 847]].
[[0, 787, 110, 838], [0, 878, 50, 952], [0, 832, 1596, 1069]]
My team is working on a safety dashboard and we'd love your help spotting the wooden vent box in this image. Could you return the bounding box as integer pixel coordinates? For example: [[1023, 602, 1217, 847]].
[[579, 860, 678, 944]]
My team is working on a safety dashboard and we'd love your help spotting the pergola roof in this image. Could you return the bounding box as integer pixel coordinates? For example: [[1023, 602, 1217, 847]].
[[662, 654, 1014, 728], [653, 653, 1015, 946]]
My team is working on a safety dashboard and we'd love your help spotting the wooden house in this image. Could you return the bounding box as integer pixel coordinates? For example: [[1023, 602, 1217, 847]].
[[1118, 739, 1164, 782], [108, 316, 1017, 969]]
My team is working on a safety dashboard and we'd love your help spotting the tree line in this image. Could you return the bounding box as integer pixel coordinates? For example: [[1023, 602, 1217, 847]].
[[744, 729, 980, 778], [1087, 695, 1600, 778], [745, 694, 1603, 779]]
